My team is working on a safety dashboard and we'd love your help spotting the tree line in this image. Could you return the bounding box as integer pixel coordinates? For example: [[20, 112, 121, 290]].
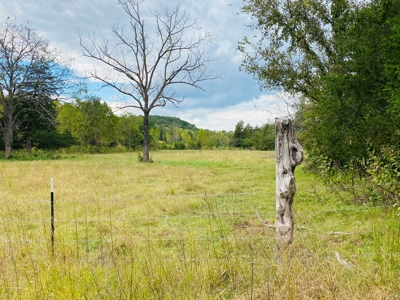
[[0, 12, 273, 158], [0, 93, 275, 154], [0, 0, 218, 161], [4, 0, 399, 184]]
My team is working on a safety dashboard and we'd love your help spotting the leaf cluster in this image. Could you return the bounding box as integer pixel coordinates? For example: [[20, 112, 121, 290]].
[[240, 0, 400, 167]]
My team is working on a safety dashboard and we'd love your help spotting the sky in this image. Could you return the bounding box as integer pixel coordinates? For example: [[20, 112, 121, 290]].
[[0, 0, 294, 131]]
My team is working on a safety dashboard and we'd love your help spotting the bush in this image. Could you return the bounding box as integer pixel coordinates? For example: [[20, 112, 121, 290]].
[[364, 146, 400, 204], [0, 149, 62, 161], [157, 141, 170, 150], [309, 145, 400, 205], [173, 141, 186, 150]]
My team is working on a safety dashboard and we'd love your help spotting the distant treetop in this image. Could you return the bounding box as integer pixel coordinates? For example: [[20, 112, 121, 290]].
[[149, 116, 199, 131]]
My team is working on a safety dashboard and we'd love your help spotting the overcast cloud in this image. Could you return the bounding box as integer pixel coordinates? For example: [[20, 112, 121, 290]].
[[0, 0, 289, 131]]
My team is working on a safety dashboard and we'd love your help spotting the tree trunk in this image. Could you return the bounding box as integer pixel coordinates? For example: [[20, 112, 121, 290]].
[[3, 118, 14, 159], [275, 117, 303, 253], [142, 111, 150, 162], [5, 144, 12, 159], [26, 136, 32, 154]]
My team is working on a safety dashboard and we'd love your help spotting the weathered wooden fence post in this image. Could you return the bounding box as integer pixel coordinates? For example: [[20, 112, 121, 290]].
[[275, 117, 303, 254]]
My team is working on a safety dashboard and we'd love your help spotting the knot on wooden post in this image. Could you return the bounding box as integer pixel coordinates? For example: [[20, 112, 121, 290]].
[[275, 117, 303, 252]]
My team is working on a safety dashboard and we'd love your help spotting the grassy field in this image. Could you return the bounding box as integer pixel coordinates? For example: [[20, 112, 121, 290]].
[[0, 150, 398, 299]]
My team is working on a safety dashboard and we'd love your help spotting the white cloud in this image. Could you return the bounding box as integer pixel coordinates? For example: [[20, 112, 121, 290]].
[[152, 94, 294, 131], [0, 0, 293, 132]]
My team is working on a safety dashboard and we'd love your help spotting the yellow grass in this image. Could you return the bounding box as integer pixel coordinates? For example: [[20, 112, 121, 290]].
[[0, 150, 398, 299]]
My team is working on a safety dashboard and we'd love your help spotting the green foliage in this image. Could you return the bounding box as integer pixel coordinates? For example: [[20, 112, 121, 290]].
[[231, 120, 254, 148], [239, 0, 359, 164], [180, 129, 194, 148], [56, 102, 82, 136], [57, 96, 118, 147], [240, 0, 400, 175], [6, 97, 276, 153], [230, 120, 275, 150], [364, 146, 400, 204], [173, 141, 186, 150], [197, 129, 210, 148], [117, 113, 143, 149], [149, 115, 198, 131], [0, 149, 63, 161], [308, 151, 363, 198], [76, 96, 118, 146], [252, 123, 275, 150], [239, 0, 340, 99], [306, 144, 400, 205], [303, 0, 400, 167], [0, 19, 78, 158], [27, 130, 78, 150]]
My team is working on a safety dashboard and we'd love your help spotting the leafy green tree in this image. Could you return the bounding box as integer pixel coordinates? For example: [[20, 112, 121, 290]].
[[13, 99, 72, 153], [0, 19, 75, 158], [56, 103, 83, 138], [57, 97, 117, 147], [149, 127, 161, 149], [252, 123, 275, 150], [238, 0, 352, 160], [231, 120, 244, 147], [300, 0, 400, 167], [150, 127, 160, 141], [213, 131, 231, 148], [117, 113, 143, 149], [239, 0, 400, 167], [181, 130, 194, 149], [149, 116, 198, 131], [239, 0, 350, 101], [173, 140, 186, 150], [77, 97, 118, 147], [231, 120, 254, 148], [197, 129, 210, 149], [165, 125, 180, 145]]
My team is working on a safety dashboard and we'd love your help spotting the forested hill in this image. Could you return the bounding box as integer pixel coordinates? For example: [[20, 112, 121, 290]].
[[149, 115, 199, 131]]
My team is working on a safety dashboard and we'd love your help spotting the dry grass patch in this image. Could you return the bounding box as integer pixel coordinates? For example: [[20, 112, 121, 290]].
[[0, 150, 398, 299]]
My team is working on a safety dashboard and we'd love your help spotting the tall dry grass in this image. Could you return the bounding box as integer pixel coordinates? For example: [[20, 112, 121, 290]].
[[0, 150, 398, 299]]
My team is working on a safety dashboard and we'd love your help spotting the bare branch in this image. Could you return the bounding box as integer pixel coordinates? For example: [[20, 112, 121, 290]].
[[0, 18, 76, 158], [79, 0, 218, 113], [79, 0, 219, 162]]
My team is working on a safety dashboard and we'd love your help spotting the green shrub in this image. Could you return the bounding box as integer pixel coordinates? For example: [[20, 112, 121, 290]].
[[310, 145, 400, 205], [0, 149, 62, 161], [365, 146, 400, 204], [173, 141, 186, 150]]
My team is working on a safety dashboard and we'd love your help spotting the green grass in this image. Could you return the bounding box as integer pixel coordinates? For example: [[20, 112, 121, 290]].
[[0, 150, 398, 299]]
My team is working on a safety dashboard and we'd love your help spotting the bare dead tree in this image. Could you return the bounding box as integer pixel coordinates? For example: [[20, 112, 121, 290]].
[[79, 0, 218, 162], [0, 18, 75, 158]]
